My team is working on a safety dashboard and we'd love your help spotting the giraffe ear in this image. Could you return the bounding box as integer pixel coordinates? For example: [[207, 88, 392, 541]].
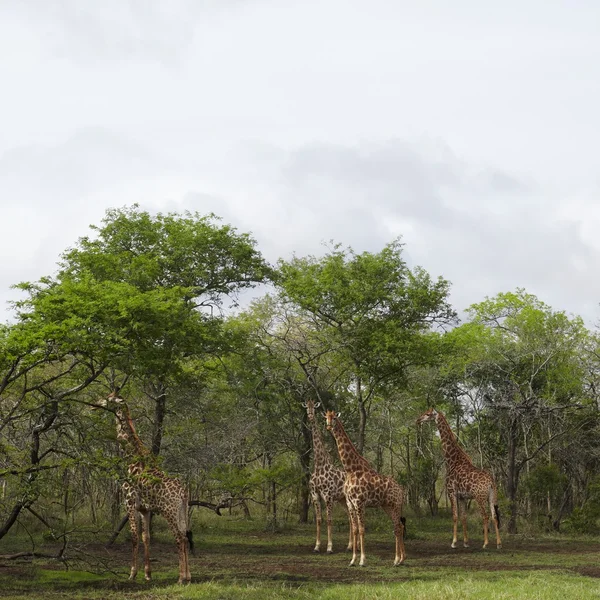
[[336, 412, 341, 418], [315, 401, 321, 409]]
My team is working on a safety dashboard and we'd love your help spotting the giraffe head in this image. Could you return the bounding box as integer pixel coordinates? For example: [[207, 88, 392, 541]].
[[416, 407, 438, 425], [93, 391, 126, 411], [303, 399, 321, 422], [324, 410, 340, 432]]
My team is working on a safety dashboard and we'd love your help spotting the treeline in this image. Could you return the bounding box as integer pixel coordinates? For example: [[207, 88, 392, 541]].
[[1, 206, 600, 547]]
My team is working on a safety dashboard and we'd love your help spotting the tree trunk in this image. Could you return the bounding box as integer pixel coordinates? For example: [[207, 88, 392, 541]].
[[356, 377, 367, 454], [298, 410, 311, 523], [0, 502, 28, 539], [506, 417, 520, 534], [0, 400, 58, 541], [151, 390, 167, 457]]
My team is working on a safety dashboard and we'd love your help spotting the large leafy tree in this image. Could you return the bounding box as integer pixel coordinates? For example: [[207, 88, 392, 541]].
[[0, 206, 272, 541], [277, 239, 456, 451], [15, 205, 273, 455]]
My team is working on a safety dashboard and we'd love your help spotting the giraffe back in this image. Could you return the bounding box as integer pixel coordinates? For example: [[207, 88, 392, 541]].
[[345, 467, 404, 509]]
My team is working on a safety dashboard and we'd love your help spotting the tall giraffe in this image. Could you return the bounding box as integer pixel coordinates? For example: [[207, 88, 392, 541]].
[[304, 399, 352, 553], [325, 410, 406, 567], [416, 408, 502, 549], [98, 392, 192, 584]]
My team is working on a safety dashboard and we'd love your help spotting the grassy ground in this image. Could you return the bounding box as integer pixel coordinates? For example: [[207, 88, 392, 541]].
[[2, 510, 600, 599]]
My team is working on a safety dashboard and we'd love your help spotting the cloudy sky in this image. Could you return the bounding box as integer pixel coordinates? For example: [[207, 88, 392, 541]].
[[1, 0, 600, 324]]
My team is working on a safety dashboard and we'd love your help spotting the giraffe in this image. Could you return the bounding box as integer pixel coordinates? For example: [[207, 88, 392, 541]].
[[324, 410, 406, 567], [304, 399, 352, 553], [416, 407, 502, 550], [97, 392, 192, 584]]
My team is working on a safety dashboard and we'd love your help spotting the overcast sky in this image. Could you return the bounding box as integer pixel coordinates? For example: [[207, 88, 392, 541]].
[[1, 0, 600, 324]]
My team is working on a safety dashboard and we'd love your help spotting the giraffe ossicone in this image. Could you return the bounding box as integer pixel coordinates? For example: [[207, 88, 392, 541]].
[[416, 407, 502, 550]]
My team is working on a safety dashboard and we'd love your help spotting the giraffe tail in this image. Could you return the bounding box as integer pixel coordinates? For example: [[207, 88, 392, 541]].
[[401, 516, 407, 537], [186, 529, 195, 555], [494, 505, 501, 529]]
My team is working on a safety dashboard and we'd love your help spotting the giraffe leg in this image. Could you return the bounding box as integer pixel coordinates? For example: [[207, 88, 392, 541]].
[[476, 497, 490, 549], [176, 532, 190, 584], [310, 487, 322, 553], [449, 494, 459, 549], [140, 510, 152, 581], [347, 500, 359, 567], [127, 507, 141, 580], [383, 505, 406, 566], [357, 505, 367, 567], [492, 502, 502, 549], [460, 499, 469, 548], [166, 512, 191, 585], [343, 502, 353, 551], [325, 501, 334, 553]]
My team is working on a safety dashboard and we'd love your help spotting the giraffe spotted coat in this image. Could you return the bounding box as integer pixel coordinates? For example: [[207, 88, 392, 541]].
[[325, 410, 406, 567], [417, 408, 502, 550], [305, 399, 352, 553], [98, 393, 192, 584]]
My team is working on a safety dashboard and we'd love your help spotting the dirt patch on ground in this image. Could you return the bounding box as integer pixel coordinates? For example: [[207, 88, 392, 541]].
[[3, 535, 600, 586]]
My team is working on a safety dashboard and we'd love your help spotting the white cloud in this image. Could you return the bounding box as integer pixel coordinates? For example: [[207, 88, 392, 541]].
[[1, 0, 600, 324]]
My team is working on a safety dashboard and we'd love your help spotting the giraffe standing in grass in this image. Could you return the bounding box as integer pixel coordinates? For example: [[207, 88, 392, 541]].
[[304, 399, 352, 553], [416, 408, 502, 550], [325, 410, 406, 567], [98, 392, 192, 584]]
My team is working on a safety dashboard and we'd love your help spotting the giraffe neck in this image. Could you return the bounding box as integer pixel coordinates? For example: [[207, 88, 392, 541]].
[[435, 412, 472, 470], [115, 405, 149, 461], [329, 418, 371, 473], [309, 416, 332, 469]]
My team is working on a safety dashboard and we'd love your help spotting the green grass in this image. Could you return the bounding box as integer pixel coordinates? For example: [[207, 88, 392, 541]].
[[2, 510, 600, 599]]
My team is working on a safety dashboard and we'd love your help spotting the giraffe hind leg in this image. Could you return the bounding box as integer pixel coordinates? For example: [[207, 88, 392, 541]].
[[383, 505, 406, 566], [141, 510, 152, 581], [475, 496, 490, 549], [460, 499, 469, 548], [491, 500, 502, 549], [167, 507, 192, 584], [325, 501, 334, 553]]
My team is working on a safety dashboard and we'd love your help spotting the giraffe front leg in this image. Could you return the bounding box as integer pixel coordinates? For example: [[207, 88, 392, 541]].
[[449, 494, 459, 549], [325, 501, 334, 553], [127, 508, 141, 580], [343, 502, 353, 551], [357, 507, 367, 567], [141, 510, 152, 581], [347, 502, 359, 566], [311, 490, 322, 553]]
